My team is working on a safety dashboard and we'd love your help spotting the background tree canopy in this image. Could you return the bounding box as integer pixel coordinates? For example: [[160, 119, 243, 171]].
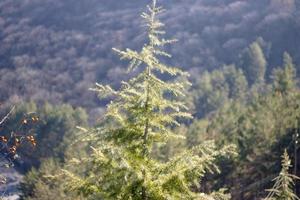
[[1, 0, 300, 200], [0, 0, 299, 118]]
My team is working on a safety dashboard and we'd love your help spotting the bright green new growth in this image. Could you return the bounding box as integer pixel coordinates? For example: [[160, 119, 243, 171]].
[[265, 150, 299, 200], [63, 0, 235, 199]]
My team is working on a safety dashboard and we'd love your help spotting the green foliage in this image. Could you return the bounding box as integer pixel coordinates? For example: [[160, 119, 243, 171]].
[[34, 103, 88, 162], [19, 159, 84, 200], [206, 92, 300, 198], [1, 102, 88, 168], [9, 103, 87, 168], [272, 52, 297, 95], [63, 1, 235, 199], [15, 103, 89, 200], [0, 105, 38, 200], [184, 52, 300, 199], [0, 2, 299, 199], [192, 65, 248, 118], [265, 150, 300, 200], [185, 119, 210, 148], [0, 102, 88, 199], [240, 39, 267, 86]]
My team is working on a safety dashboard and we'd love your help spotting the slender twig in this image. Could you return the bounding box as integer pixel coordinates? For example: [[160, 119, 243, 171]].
[[0, 106, 15, 125]]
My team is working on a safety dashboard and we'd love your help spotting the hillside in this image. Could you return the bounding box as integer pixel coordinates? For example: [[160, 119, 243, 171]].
[[1, 1, 300, 199], [0, 0, 299, 115]]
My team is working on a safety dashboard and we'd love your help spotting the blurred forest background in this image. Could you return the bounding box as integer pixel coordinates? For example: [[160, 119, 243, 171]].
[[1, 0, 300, 199]]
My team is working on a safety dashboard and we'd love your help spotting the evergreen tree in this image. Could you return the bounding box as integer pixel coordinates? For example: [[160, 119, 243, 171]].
[[17, 102, 89, 199], [19, 159, 85, 200], [272, 52, 297, 95], [222, 65, 248, 100], [1, 102, 88, 169], [63, 0, 235, 199], [265, 149, 300, 200], [192, 65, 247, 118], [240, 40, 267, 86], [201, 82, 300, 199], [192, 70, 229, 118]]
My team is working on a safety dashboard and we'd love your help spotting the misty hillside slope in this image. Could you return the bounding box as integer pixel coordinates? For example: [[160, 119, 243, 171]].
[[0, 0, 299, 112]]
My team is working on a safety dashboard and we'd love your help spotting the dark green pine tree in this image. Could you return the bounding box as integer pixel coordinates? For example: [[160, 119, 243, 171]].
[[265, 150, 300, 200], [63, 0, 235, 199]]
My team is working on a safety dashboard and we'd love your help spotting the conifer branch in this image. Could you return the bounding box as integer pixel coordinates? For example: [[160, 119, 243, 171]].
[[265, 149, 300, 200]]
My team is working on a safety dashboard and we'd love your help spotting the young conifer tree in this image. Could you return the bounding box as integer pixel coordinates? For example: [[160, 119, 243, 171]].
[[265, 149, 300, 200], [64, 0, 235, 199]]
